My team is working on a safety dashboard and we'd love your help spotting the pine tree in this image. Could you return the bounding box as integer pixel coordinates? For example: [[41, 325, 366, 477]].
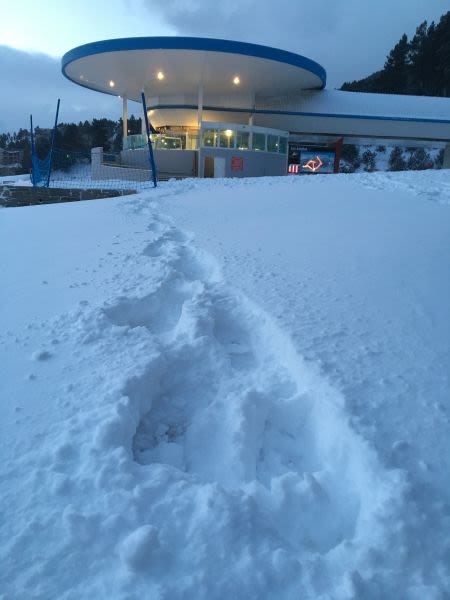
[[389, 147, 406, 171], [341, 144, 360, 170], [383, 34, 410, 93], [362, 149, 376, 171], [341, 11, 450, 97], [407, 148, 431, 170]]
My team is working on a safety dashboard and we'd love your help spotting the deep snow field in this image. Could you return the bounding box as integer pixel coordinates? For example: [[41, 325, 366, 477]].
[[1, 171, 449, 599]]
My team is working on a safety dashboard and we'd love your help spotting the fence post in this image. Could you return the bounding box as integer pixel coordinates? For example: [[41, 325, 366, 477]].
[[46, 98, 60, 188], [30, 114, 36, 186], [141, 91, 158, 188]]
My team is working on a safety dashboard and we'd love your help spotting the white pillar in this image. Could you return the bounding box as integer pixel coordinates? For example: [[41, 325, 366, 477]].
[[197, 85, 204, 177], [122, 96, 128, 140], [198, 85, 204, 129]]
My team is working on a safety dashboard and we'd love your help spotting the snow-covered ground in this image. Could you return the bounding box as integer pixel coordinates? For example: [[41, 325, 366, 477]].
[[0, 173, 30, 185], [1, 171, 449, 599]]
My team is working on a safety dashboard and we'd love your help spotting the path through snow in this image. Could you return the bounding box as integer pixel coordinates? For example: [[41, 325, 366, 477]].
[[1, 195, 409, 599]]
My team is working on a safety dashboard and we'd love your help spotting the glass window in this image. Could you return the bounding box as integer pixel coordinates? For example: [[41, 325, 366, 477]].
[[267, 134, 279, 153], [186, 132, 198, 150], [278, 137, 287, 154], [252, 132, 266, 151], [155, 136, 182, 150], [236, 130, 250, 150], [219, 129, 236, 149], [202, 128, 218, 147]]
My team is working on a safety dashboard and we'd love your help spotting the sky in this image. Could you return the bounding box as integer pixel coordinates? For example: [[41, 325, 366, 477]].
[[0, 0, 449, 133]]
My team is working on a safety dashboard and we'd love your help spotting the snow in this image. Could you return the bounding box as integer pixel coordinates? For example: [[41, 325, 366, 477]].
[[1, 171, 449, 599], [299, 89, 450, 121], [0, 173, 30, 185]]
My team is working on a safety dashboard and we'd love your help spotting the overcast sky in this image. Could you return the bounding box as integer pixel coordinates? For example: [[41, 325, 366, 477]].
[[0, 0, 448, 133]]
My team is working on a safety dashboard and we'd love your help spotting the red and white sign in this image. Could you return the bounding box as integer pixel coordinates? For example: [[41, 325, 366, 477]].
[[302, 155, 323, 173], [231, 156, 244, 172]]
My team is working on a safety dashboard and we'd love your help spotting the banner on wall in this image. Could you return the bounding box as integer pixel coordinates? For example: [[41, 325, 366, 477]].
[[300, 151, 335, 174], [288, 146, 336, 175]]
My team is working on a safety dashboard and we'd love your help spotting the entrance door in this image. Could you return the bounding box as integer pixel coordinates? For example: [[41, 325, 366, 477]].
[[204, 156, 214, 178], [213, 157, 226, 178]]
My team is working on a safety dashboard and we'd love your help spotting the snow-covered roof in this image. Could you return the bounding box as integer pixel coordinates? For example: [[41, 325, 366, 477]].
[[299, 89, 450, 123]]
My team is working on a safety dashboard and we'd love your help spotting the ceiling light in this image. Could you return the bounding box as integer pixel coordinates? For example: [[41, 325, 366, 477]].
[[233, 76, 240, 85], [109, 80, 115, 88], [225, 129, 233, 137], [157, 71, 165, 80]]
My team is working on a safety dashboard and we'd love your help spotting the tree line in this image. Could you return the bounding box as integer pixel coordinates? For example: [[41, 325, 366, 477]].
[[0, 116, 142, 171], [341, 12, 450, 96]]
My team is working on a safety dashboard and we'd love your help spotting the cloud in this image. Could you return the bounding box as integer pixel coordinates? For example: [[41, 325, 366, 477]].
[[0, 46, 133, 134], [140, 0, 449, 87]]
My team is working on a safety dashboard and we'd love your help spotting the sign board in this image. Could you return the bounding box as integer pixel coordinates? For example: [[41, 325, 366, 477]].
[[288, 149, 335, 175], [231, 156, 244, 172], [300, 151, 335, 174]]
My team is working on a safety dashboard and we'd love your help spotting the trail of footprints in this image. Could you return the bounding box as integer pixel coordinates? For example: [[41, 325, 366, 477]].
[[103, 214, 395, 556]]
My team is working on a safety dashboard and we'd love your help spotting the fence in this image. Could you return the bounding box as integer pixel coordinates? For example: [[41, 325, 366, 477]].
[[31, 146, 157, 191]]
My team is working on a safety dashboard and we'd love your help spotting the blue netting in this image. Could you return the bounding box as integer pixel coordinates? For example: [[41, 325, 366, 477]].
[[32, 146, 157, 191]]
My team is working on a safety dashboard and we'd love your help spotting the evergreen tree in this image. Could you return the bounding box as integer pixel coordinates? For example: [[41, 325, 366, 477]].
[[383, 34, 410, 93], [389, 147, 406, 171], [407, 148, 431, 170], [361, 149, 376, 171], [435, 149, 445, 169], [127, 115, 142, 135], [341, 144, 360, 170], [341, 11, 450, 98], [91, 118, 111, 150], [0, 133, 9, 148], [59, 123, 81, 151]]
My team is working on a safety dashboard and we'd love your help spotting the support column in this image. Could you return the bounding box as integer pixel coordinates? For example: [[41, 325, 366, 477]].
[[443, 143, 450, 169], [197, 85, 204, 177], [122, 95, 128, 143], [249, 115, 254, 150]]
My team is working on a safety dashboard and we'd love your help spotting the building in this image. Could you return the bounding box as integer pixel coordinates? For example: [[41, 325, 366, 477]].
[[0, 148, 23, 167], [62, 37, 450, 179]]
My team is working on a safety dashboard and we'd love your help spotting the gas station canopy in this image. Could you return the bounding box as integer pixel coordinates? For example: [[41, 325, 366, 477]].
[[62, 37, 326, 103]]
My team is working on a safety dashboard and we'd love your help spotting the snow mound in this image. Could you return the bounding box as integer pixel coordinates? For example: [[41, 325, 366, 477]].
[[0, 199, 406, 599]]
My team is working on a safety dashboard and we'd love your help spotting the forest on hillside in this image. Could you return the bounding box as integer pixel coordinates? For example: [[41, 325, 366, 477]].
[[0, 116, 142, 172], [341, 12, 450, 96]]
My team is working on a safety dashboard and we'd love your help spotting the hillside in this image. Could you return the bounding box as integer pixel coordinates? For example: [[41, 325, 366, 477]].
[[341, 12, 450, 96]]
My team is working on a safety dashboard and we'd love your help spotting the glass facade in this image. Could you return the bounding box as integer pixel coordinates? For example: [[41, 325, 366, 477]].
[[236, 131, 250, 150], [219, 129, 236, 149], [202, 128, 218, 147], [122, 124, 288, 155], [267, 134, 279, 153], [123, 131, 197, 151], [252, 133, 266, 152]]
